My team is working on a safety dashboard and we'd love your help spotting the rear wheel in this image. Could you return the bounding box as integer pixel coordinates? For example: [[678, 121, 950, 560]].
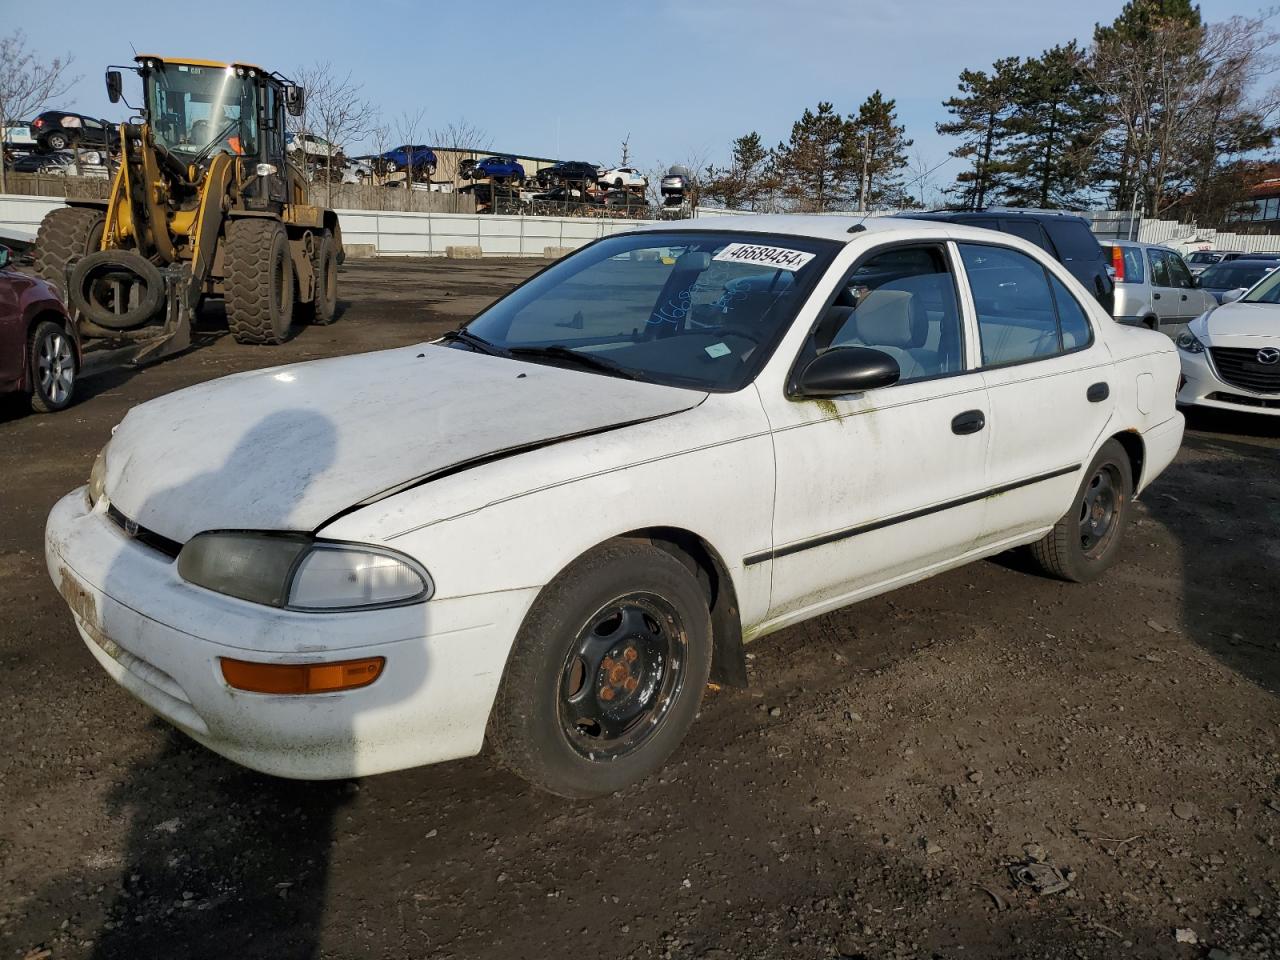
[[44, 132, 70, 150], [488, 541, 713, 798], [33, 207, 105, 294], [1029, 439, 1133, 583], [1143, 315, 1160, 332], [28, 320, 77, 413], [223, 219, 294, 345], [303, 230, 338, 325]]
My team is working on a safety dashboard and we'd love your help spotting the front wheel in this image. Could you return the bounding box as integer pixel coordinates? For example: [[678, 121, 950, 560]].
[[28, 320, 77, 413], [1028, 439, 1133, 582], [223, 219, 294, 345], [488, 541, 712, 798]]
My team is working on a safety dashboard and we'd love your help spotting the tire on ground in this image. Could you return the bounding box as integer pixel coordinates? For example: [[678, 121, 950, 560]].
[[28, 319, 78, 413], [487, 541, 713, 798], [1029, 438, 1134, 583], [301, 229, 338, 325], [33, 207, 106, 294], [68, 251, 166, 330], [223, 219, 294, 345]]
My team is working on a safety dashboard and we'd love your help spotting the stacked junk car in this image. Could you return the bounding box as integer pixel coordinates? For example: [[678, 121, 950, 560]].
[[32, 55, 343, 365]]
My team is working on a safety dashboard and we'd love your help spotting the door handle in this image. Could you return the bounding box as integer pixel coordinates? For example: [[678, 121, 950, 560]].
[[1087, 382, 1110, 402], [1153, 293, 1161, 299], [1181, 294, 1188, 301], [951, 410, 986, 435]]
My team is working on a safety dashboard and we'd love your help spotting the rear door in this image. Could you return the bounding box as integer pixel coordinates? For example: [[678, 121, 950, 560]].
[[1146, 249, 1183, 327], [955, 242, 1115, 544]]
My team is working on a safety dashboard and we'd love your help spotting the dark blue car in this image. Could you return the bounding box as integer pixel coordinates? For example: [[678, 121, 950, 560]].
[[475, 155, 525, 182], [379, 145, 437, 174]]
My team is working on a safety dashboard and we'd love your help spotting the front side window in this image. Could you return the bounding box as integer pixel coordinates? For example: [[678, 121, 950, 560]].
[[146, 62, 259, 157], [807, 245, 965, 384], [463, 231, 838, 391], [1167, 253, 1195, 289], [958, 243, 1089, 367], [1149, 249, 1171, 287]]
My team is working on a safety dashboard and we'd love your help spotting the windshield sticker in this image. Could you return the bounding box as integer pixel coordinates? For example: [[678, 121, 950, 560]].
[[713, 243, 815, 272], [705, 342, 732, 358]]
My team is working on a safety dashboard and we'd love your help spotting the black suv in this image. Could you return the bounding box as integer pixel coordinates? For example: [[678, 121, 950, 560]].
[[904, 209, 1115, 311], [29, 111, 119, 152]]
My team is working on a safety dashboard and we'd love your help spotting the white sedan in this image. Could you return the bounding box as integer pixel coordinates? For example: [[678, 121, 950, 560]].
[[45, 216, 1184, 797], [1176, 268, 1280, 415], [599, 166, 647, 189]]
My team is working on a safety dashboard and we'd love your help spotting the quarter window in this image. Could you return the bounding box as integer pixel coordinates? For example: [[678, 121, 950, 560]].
[[958, 243, 1091, 367], [808, 245, 965, 384]]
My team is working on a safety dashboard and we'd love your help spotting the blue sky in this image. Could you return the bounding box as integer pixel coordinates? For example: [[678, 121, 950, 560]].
[[5, 0, 1264, 186]]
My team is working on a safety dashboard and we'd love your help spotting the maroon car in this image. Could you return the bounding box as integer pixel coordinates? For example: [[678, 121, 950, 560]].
[[0, 245, 80, 413]]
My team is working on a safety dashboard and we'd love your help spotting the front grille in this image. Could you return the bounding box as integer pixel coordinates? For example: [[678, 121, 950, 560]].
[[107, 505, 182, 559], [1206, 391, 1280, 410], [1210, 347, 1280, 393]]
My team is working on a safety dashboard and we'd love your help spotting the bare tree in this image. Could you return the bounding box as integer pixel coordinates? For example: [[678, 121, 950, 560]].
[[427, 117, 493, 179], [904, 149, 952, 210], [620, 133, 631, 167], [394, 109, 426, 211], [0, 31, 78, 194], [290, 62, 376, 208]]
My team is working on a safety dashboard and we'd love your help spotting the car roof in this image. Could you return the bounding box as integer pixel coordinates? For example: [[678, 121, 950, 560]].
[[636, 213, 972, 244], [910, 208, 1088, 224]]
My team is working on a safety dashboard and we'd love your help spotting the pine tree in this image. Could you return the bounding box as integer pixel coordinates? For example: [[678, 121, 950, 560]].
[[1001, 44, 1105, 209], [849, 91, 913, 209], [703, 132, 776, 211], [936, 58, 1020, 209], [774, 102, 857, 212]]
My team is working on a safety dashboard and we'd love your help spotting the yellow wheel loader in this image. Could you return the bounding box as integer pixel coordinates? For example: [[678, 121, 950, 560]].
[[32, 55, 342, 363]]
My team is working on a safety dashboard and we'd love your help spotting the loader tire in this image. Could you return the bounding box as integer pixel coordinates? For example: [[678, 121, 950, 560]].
[[33, 207, 105, 295], [224, 219, 294, 345], [69, 251, 166, 330], [303, 229, 339, 325]]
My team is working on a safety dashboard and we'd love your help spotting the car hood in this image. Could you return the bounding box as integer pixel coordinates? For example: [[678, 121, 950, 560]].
[[1194, 301, 1280, 341], [103, 345, 705, 543]]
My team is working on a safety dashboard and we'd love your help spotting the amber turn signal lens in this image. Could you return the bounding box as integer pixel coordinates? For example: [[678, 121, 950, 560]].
[[220, 656, 385, 694]]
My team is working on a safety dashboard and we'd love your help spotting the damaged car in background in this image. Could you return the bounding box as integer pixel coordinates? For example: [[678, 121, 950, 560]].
[[46, 215, 1183, 798]]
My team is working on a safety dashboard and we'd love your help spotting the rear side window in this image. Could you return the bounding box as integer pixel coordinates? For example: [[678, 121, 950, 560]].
[[1002, 219, 1054, 253], [959, 243, 1090, 366], [1148, 249, 1171, 286], [1042, 219, 1102, 263]]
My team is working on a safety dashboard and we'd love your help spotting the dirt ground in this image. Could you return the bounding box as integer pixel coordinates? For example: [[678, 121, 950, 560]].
[[2, 258, 1279, 960]]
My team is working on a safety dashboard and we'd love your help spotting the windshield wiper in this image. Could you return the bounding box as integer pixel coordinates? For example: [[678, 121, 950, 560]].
[[508, 344, 644, 381], [438, 328, 510, 356]]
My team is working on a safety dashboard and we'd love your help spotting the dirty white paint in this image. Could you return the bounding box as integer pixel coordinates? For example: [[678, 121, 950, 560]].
[[1176, 299, 1280, 416], [46, 214, 1185, 781]]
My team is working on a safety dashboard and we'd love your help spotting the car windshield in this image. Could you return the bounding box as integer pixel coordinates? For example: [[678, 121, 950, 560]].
[[1187, 252, 1222, 265], [461, 231, 839, 391], [1239, 267, 1280, 304], [1200, 262, 1275, 290], [146, 62, 258, 156]]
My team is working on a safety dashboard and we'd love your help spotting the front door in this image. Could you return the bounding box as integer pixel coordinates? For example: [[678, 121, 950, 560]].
[[763, 242, 991, 626]]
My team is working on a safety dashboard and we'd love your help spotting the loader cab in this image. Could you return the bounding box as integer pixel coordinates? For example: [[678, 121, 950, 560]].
[[124, 56, 304, 211]]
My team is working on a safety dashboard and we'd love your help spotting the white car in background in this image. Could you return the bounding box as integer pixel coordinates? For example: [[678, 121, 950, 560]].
[[46, 215, 1183, 798], [1176, 267, 1280, 415], [599, 166, 647, 189]]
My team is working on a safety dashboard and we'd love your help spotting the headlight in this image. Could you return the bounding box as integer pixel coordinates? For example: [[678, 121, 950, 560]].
[[1175, 331, 1205, 354], [87, 444, 109, 506], [177, 533, 432, 610]]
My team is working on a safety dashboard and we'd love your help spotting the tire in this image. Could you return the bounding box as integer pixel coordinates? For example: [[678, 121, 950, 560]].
[[33, 207, 106, 294], [223, 219, 294, 345], [614, 178, 623, 188], [45, 132, 69, 151], [68, 251, 166, 329], [488, 541, 713, 798], [303, 230, 338, 325], [1143, 315, 1160, 332], [1029, 439, 1133, 583], [28, 319, 77, 413]]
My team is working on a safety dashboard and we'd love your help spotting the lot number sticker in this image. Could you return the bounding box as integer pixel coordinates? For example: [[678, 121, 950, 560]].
[[713, 243, 815, 271]]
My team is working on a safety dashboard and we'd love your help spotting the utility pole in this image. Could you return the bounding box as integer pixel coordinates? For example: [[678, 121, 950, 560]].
[[859, 128, 870, 213]]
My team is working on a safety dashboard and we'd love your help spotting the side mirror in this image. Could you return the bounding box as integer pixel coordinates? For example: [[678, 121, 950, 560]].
[[0, 246, 10, 269], [285, 85, 306, 117], [795, 347, 900, 398], [105, 70, 123, 104]]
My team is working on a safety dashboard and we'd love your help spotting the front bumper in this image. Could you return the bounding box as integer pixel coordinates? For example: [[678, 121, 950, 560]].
[[1177, 348, 1280, 416], [45, 489, 538, 779]]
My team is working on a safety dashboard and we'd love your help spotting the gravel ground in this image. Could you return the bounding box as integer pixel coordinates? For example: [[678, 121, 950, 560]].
[[1, 258, 1278, 960]]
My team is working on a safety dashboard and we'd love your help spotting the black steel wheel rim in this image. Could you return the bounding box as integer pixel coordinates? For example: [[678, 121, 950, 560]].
[[558, 593, 686, 760], [1079, 463, 1122, 556]]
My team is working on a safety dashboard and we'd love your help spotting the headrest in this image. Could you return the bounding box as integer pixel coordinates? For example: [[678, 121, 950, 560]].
[[852, 289, 923, 348]]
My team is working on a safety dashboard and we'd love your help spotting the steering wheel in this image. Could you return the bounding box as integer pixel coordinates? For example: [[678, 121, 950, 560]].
[[190, 119, 210, 144]]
